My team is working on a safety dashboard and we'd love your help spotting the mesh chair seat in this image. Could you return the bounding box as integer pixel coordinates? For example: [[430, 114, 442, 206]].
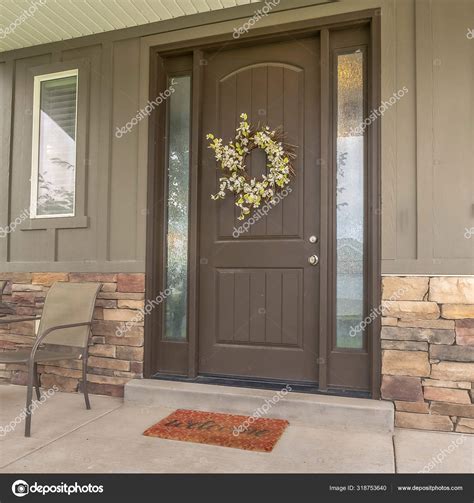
[[0, 348, 82, 363]]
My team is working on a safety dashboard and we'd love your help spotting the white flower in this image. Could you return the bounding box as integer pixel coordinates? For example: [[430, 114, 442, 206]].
[[208, 116, 294, 219]]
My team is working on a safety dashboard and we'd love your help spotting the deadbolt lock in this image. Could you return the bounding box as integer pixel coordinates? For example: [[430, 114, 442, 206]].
[[308, 255, 319, 266]]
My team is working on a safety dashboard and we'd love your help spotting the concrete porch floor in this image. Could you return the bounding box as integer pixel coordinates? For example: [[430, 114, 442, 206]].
[[0, 384, 472, 474]]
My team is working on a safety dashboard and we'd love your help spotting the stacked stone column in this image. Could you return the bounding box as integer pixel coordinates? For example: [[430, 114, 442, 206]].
[[381, 276, 474, 433]]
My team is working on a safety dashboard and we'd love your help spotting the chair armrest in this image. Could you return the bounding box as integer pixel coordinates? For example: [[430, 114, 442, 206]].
[[29, 321, 93, 362], [40, 321, 92, 339], [0, 316, 42, 325]]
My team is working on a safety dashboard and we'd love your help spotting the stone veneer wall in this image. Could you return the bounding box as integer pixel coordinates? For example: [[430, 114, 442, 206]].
[[381, 276, 474, 434], [3, 272, 473, 432], [0, 273, 145, 397]]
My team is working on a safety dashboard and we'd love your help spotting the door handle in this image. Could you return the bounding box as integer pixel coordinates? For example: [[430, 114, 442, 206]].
[[308, 254, 319, 266]]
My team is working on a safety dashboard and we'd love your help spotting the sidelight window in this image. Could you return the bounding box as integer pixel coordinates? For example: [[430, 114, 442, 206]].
[[335, 50, 366, 349], [163, 75, 192, 341]]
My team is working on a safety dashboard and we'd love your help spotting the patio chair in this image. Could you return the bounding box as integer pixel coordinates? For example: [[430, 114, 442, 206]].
[[0, 282, 101, 437]]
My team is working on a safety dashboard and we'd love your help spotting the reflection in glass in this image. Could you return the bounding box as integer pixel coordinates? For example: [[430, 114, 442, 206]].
[[37, 74, 77, 216], [163, 76, 191, 341], [336, 51, 365, 349]]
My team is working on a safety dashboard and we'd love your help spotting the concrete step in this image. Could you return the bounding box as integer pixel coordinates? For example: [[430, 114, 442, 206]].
[[124, 379, 394, 433]]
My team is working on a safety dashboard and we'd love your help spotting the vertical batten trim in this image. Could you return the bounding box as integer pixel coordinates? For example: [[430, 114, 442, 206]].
[[415, 0, 434, 260], [98, 41, 114, 262], [0, 61, 15, 263], [137, 38, 151, 261]]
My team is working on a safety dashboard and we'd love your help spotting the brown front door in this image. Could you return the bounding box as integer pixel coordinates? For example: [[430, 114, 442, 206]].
[[147, 18, 379, 395], [198, 37, 320, 383]]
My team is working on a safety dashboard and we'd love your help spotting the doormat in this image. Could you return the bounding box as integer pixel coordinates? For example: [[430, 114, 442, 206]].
[[143, 409, 289, 452]]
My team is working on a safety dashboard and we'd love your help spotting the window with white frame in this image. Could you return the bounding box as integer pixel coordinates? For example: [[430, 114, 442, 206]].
[[31, 69, 78, 218]]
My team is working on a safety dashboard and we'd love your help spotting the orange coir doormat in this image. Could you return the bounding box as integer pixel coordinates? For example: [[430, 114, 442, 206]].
[[143, 409, 289, 452]]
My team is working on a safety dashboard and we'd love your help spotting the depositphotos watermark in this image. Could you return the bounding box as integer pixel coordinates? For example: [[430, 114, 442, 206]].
[[232, 187, 292, 238], [349, 287, 407, 338], [233, 384, 291, 437], [419, 435, 468, 473], [12, 479, 103, 497], [115, 289, 172, 337], [1, 385, 58, 437], [233, 0, 280, 39], [115, 81, 176, 138], [350, 86, 408, 136], [0, 0, 47, 39], [467, 28, 474, 39], [464, 227, 474, 239], [0, 208, 30, 238]]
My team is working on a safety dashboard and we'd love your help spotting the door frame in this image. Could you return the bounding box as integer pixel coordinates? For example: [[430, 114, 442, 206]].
[[144, 8, 382, 398]]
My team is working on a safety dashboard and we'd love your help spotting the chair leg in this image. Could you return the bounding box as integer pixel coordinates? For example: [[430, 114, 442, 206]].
[[25, 359, 35, 437], [82, 352, 90, 410], [33, 362, 41, 400]]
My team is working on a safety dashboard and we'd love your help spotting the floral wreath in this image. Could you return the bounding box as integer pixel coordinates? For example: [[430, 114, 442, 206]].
[[207, 113, 296, 220]]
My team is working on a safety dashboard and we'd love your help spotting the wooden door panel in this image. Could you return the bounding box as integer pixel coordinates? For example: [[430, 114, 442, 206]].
[[199, 37, 320, 382], [215, 268, 303, 347], [216, 63, 304, 239]]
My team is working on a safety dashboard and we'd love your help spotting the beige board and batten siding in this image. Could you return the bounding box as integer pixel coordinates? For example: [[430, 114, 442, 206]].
[[380, 0, 474, 274], [0, 40, 146, 273], [0, 0, 473, 274]]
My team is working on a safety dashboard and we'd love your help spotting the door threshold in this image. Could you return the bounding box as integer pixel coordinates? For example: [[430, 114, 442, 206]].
[[151, 372, 370, 399]]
